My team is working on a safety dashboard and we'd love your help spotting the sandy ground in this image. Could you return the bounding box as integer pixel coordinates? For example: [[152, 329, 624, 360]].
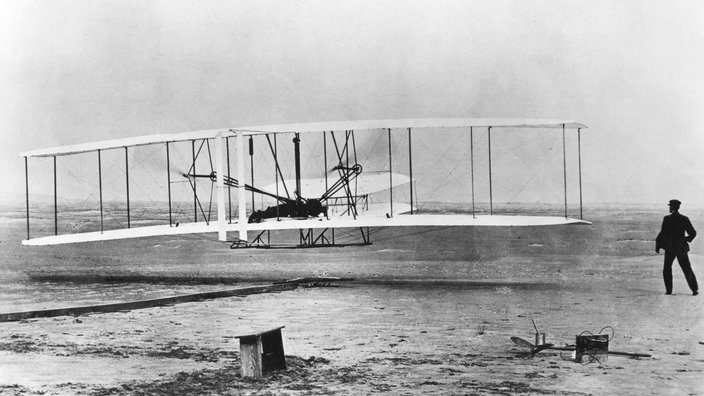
[[0, 204, 703, 395]]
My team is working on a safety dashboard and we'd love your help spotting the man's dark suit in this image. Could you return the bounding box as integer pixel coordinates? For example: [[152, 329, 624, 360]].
[[656, 211, 698, 294]]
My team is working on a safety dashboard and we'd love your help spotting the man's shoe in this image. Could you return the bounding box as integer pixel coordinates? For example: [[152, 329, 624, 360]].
[[694, 291, 699, 296], [665, 292, 672, 295]]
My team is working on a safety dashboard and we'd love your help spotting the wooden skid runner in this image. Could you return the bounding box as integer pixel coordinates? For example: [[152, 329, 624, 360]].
[[0, 283, 297, 323]]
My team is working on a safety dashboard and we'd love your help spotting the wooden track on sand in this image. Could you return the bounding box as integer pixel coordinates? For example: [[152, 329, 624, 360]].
[[0, 283, 297, 323]]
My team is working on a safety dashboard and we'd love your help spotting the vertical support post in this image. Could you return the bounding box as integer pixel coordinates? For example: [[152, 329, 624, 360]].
[[274, 134, 280, 220], [216, 134, 227, 242], [388, 128, 393, 218], [166, 142, 173, 226], [488, 126, 493, 215], [470, 127, 475, 218], [98, 149, 104, 233], [408, 127, 413, 215], [125, 147, 131, 228], [323, 132, 328, 197], [192, 140, 197, 223], [293, 133, 301, 201], [236, 130, 248, 241], [578, 128, 583, 220], [53, 156, 58, 235], [227, 137, 232, 223], [25, 156, 30, 240], [346, 131, 354, 218], [249, 136, 255, 210], [562, 124, 568, 219]]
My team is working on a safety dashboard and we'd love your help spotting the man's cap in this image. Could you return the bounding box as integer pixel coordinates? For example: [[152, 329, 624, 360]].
[[669, 199, 681, 207]]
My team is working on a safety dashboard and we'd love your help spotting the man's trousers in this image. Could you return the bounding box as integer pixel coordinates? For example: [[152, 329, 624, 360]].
[[664, 251, 699, 294]]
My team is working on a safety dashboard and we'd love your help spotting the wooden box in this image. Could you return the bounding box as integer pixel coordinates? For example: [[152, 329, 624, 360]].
[[236, 326, 286, 378]]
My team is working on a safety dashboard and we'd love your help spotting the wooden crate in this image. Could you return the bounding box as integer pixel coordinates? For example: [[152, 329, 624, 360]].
[[236, 326, 286, 378]]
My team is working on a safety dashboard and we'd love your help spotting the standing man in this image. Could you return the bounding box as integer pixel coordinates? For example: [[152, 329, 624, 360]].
[[656, 199, 698, 295]]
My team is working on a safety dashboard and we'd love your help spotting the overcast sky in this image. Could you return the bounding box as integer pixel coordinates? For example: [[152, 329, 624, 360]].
[[2, 0, 703, 207]]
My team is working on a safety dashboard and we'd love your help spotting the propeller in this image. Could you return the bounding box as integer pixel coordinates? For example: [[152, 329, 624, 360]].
[[330, 163, 363, 174]]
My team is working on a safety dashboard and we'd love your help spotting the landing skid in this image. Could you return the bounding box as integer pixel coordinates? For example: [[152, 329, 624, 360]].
[[230, 227, 372, 249]]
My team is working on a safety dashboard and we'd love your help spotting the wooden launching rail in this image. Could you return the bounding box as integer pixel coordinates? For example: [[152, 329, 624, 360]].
[[0, 283, 297, 323], [274, 276, 355, 286]]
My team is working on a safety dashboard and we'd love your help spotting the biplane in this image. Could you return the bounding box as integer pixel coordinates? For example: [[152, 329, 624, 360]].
[[19, 118, 590, 248]]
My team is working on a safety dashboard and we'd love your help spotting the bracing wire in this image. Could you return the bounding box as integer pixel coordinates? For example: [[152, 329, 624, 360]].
[[497, 150, 563, 213], [494, 130, 576, 214], [411, 137, 466, 211], [57, 160, 101, 216]]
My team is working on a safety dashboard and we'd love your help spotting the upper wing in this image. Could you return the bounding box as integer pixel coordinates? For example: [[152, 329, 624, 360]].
[[230, 118, 588, 134], [19, 118, 587, 158]]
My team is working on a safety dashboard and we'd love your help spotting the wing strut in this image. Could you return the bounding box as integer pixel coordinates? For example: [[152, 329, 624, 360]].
[[166, 142, 173, 226], [125, 147, 131, 228], [98, 149, 104, 233], [408, 127, 414, 215], [192, 140, 197, 222], [470, 127, 475, 218], [216, 134, 226, 241], [578, 128, 583, 220], [226, 137, 232, 223], [293, 133, 302, 201], [488, 127, 493, 215], [323, 131, 329, 218], [249, 136, 255, 210], [53, 156, 58, 235], [236, 130, 248, 241], [388, 128, 393, 218], [562, 123, 568, 219], [273, 134, 280, 219], [24, 156, 30, 240]]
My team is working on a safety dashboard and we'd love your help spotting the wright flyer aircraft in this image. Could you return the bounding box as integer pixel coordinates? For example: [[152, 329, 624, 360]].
[[19, 118, 590, 248]]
